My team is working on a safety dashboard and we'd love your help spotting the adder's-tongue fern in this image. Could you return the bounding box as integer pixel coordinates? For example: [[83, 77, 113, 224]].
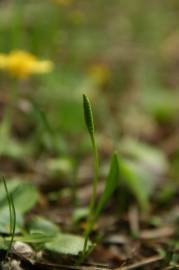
[[82, 94, 99, 255]]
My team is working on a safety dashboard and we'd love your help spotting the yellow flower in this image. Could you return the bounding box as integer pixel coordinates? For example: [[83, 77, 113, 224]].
[[0, 50, 54, 79], [88, 64, 110, 86]]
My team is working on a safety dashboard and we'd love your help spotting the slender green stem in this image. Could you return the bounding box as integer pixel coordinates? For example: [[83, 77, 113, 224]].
[[2, 177, 16, 260], [83, 139, 99, 254], [9, 194, 16, 256], [2, 178, 13, 244], [89, 137, 99, 217]]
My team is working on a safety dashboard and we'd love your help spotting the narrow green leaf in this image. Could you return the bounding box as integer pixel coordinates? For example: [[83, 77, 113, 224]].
[[8, 194, 16, 253], [95, 153, 119, 219], [83, 94, 95, 140], [2, 177, 16, 258], [2, 178, 13, 237]]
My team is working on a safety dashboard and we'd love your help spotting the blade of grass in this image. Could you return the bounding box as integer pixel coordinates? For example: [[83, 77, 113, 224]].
[[2, 177, 16, 259]]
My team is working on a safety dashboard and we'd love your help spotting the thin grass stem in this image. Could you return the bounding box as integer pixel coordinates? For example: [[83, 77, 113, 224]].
[[2, 177, 16, 260]]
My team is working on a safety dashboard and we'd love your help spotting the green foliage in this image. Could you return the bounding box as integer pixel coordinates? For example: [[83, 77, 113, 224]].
[[120, 138, 168, 174], [0, 179, 38, 238], [0, 179, 39, 214], [83, 94, 99, 211], [95, 152, 119, 219], [0, 0, 178, 265], [28, 216, 60, 236], [45, 233, 92, 256], [0, 181, 92, 257], [17, 216, 92, 256], [117, 138, 168, 211], [0, 208, 23, 234], [82, 94, 119, 258], [118, 158, 150, 211], [82, 94, 99, 255]]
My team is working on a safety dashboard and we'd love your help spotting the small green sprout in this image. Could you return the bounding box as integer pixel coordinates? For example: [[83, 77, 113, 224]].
[[83, 94, 99, 217], [82, 94, 119, 258], [82, 95, 99, 255]]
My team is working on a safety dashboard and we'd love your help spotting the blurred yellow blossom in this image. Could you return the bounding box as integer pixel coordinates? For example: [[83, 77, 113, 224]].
[[88, 64, 111, 86], [0, 50, 54, 79]]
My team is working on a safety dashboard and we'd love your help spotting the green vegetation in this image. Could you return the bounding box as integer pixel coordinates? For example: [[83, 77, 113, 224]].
[[0, 0, 179, 269], [82, 94, 119, 258]]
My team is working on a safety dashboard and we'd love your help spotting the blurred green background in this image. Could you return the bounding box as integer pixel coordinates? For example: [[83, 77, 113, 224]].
[[0, 0, 179, 185]]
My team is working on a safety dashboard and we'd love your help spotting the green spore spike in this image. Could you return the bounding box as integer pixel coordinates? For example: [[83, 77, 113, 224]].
[[83, 94, 95, 141]]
